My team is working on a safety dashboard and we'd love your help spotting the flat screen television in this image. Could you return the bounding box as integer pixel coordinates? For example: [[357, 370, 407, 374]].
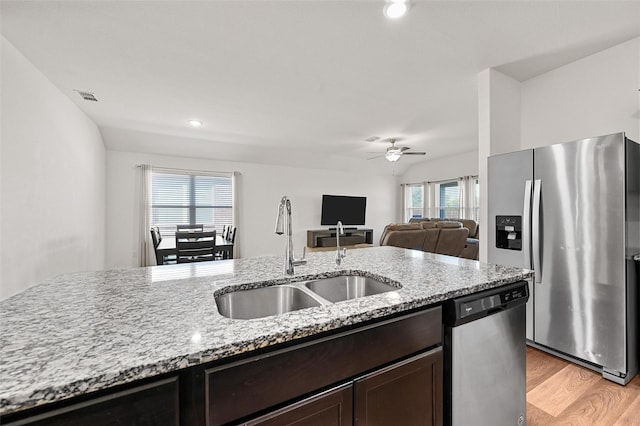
[[321, 194, 367, 227]]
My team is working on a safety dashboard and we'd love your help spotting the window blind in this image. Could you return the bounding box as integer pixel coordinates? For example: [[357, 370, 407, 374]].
[[439, 181, 460, 219], [151, 170, 233, 235]]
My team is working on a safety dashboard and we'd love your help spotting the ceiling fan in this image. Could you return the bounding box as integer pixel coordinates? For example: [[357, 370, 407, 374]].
[[368, 138, 426, 162]]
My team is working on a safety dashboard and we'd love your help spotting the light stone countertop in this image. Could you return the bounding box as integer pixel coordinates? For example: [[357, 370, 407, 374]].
[[0, 246, 533, 415]]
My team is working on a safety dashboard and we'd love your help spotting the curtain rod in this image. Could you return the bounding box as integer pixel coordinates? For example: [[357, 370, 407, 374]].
[[401, 175, 478, 186], [135, 164, 240, 176]]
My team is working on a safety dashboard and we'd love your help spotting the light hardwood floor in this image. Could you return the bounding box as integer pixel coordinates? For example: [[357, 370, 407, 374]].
[[527, 346, 640, 425]]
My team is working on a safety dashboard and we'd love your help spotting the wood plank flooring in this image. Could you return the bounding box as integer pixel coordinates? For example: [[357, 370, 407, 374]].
[[527, 346, 640, 425]]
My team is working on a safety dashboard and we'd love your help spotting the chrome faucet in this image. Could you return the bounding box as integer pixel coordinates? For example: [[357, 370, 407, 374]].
[[275, 196, 306, 275], [335, 221, 347, 266]]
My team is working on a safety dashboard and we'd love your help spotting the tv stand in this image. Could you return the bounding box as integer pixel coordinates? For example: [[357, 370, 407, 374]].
[[328, 226, 358, 231], [307, 228, 374, 248]]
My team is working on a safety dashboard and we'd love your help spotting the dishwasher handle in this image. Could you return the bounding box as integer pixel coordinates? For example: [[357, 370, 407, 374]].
[[486, 306, 508, 316]]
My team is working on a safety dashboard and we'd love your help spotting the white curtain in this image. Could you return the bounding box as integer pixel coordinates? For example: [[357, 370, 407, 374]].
[[136, 164, 155, 267], [399, 184, 406, 223], [460, 175, 479, 220], [458, 177, 466, 218], [232, 171, 241, 258], [426, 182, 437, 219], [422, 181, 428, 219]]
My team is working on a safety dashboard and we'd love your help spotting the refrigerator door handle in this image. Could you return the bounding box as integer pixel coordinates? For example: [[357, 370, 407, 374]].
[[522, 180, 532, 269], [532, 179, 542, 283]]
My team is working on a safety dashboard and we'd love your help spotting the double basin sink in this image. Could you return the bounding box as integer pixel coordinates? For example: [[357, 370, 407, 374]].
[[216, 275, 400, 320]]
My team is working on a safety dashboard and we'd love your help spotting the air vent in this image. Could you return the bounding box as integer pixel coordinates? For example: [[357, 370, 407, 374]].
[[74, 90, 98, 102], [365, 136, 380, 142]]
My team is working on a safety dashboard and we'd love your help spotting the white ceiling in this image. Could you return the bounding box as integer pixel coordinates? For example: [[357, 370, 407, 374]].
[[2, 0, 639, 174]]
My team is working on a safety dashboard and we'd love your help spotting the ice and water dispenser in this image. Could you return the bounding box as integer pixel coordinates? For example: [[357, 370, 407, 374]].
[[495, 216, 522, 251]]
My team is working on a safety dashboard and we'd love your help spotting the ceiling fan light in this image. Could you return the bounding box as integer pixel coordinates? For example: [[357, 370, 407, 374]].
[[385, 152, 401, 162], [384, 1, 408, 19]]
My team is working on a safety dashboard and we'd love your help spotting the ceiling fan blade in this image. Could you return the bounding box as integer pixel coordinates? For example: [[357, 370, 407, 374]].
[[403, 152, 426, 155], [400, 146, 411, 152], [367, 154, 385, 160]]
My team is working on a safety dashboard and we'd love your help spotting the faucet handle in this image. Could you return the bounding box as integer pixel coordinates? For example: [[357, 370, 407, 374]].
[[341, 247, 347, 258]]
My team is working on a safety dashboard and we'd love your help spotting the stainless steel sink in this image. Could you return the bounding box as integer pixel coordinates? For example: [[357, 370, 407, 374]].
[[216, 274, 401, 319], [216, 285, 322, 319], [304, 275, 398, 303]]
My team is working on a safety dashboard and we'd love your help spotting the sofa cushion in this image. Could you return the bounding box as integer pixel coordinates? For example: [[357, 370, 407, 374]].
[[422, 228, 441, 253], [435, 221, 463, 229], [434, 227, 469, 257], [379, 223, 423, 245], [458, 219, 478, 238], [460, 238, 479, 260], [386, 223, 423, 231], [381, 229, 427, 250]]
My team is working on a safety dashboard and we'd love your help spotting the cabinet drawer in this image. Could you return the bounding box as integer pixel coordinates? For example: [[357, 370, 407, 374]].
[[5, 377, 179, 426], [206, 307, 441, 425]]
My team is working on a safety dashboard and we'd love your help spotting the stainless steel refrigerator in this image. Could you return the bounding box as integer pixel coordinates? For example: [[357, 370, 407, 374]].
[[488, 132, 639, 385]]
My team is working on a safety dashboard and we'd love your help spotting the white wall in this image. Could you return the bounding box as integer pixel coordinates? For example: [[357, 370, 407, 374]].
[[400, 150, 479, 184], [106, 150, 397, 268], [522, 37, 639, 147], [0, 36, 106, 300], [477, 69, 522, 261]]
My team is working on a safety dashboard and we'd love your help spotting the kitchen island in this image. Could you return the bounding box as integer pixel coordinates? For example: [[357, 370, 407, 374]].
[[0, 246, 533, 425]]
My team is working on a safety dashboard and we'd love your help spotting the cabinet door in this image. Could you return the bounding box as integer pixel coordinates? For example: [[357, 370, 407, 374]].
[[354, 348, 442, 426], [5, 377, 179, 426], [245, 383, 353, 426]]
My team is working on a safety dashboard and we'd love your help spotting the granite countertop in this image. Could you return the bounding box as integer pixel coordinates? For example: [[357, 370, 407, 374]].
[[0, 246, 533, 415]]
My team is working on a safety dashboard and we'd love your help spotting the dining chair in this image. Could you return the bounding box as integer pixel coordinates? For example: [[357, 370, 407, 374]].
[[151, 226, 177, 265], [150, 226, 164, 265], [215, 226, 225, 260], [218, 226, 236, 260], [150, 226, 161, 249], [177, 224, 204, 231], [175, 230, 216, 263]]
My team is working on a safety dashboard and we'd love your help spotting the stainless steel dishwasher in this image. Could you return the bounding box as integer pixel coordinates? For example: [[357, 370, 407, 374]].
[[444, 280, 529, 426]]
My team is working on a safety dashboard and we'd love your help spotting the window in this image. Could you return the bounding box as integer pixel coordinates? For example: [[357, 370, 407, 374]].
[[404, 184, 424, 221], [403, 175, 479, 223], [437, 181, 460, 219], [151, 170, 233, 235]]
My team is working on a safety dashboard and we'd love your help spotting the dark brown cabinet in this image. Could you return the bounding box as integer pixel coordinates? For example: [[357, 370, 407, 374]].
[[354, 349, 442, 426], [4, 377, 179, 426], [206, 308, 441, 425], [243, 348, 443, 426]]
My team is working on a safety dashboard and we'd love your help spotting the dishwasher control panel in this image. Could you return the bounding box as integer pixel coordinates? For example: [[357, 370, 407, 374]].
[[499, 286, 527, 304], [445, 281, 529, 326]]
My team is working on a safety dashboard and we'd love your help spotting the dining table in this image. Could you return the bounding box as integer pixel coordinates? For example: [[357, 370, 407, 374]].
[[156, 234, 234, 264]]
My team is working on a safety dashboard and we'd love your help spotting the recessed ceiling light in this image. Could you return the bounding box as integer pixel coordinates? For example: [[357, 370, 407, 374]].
[[384, 0, 408, 19], [188, 119, 203, 127]]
